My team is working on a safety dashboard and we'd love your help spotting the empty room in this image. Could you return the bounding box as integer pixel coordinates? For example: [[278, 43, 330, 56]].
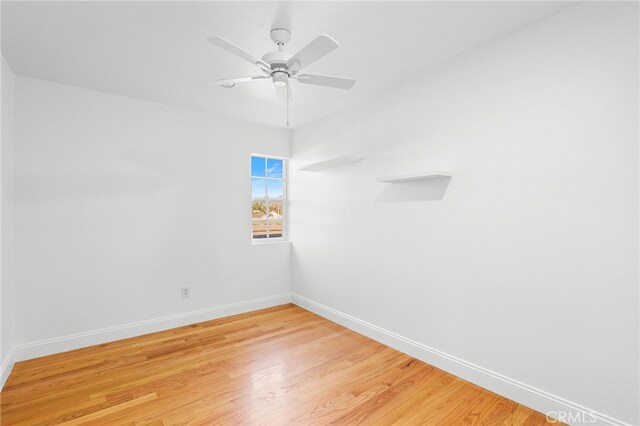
[[0, 1, 638, 425]]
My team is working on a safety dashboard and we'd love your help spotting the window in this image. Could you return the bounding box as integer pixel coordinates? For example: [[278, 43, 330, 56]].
[[251, 155, 286, 240]]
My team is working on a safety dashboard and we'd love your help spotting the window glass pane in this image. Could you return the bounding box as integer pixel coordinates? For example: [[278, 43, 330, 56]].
[[251, 156, 266, 177], [251, 178, 266, 198], [252, 200, 267, 219], [268, 200, 283, 220], [267, 179, 283, 198], [252, 220, 267, 239], [268, 220, 283, 238], [250, 155, 286, 242], [267, 158, 283, 179]]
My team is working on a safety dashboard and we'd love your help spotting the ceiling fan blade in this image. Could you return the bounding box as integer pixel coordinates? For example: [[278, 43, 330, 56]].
[[287, 34, 339, 70], [275, 84, 293, 103], [207, 37, 271, 72], [211, 75, 269, 86], [295, 74, 355, 90]]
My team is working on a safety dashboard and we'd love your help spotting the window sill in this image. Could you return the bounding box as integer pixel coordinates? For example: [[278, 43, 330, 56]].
[[251, 239, 290, 246]]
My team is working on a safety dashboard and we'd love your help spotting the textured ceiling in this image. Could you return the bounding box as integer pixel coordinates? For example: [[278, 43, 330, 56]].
[[1, 1, 578, 129]]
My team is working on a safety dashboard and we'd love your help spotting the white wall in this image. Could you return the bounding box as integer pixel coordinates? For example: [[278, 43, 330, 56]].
[[290, 3, 638, 424], [3, 1, 638, 423], [13, 76, 291, 348], [1, 54, 15, 382]]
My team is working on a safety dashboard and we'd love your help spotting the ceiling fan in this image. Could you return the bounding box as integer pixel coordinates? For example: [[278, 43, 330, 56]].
[[207, 28, 355, 125]]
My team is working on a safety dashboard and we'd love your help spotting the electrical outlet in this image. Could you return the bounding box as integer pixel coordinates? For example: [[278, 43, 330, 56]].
[[181, 286, 190, 299]]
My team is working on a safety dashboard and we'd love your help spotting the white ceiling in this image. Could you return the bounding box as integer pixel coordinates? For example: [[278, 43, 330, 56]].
[[2, 1, 577, 129]]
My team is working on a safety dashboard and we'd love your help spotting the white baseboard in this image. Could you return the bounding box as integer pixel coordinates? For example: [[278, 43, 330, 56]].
[[292, 294, 629, 426], [1, 345, 16, 390], [14, 293, 292, 363]]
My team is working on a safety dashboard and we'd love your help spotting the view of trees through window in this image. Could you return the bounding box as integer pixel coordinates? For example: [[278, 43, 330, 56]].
[[251, 155, 285, 239]]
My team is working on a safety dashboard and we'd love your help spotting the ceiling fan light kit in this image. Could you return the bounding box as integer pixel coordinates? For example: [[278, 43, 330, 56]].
[[207, 27, 356, 125]]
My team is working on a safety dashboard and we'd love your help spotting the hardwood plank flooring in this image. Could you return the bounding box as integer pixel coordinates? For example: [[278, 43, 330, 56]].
[[0, 304, 558, 425]]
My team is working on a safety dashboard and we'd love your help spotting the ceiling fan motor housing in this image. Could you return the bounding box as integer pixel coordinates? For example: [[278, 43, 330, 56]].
[[262, 51, 292, 66], [262, 51, 299, 78], [262, 50, 296, 85]]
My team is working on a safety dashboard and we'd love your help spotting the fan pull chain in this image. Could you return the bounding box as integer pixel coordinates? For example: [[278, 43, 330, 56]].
[[286, 84, 290, 126]]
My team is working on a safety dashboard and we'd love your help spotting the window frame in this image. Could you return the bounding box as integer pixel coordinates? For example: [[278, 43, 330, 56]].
[[250, 154, 287, 243]]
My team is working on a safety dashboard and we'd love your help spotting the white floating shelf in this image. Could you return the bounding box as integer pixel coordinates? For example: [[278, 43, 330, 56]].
[[299, 156, 361, 172], [377, 171, 452, 183]]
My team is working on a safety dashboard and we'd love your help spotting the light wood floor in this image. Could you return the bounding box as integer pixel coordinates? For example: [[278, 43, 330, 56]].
[[1, 304, 557, 425]]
